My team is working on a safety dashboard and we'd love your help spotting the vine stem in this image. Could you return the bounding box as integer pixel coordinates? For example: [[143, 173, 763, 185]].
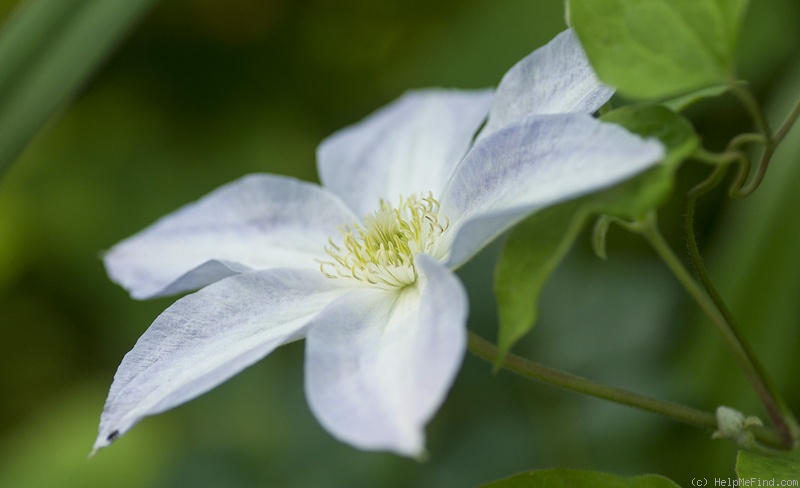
[[638, 212, 797, 449], [774, 94, 800, 145], [467, 332, 717, 429], [467, 331, 784, 449], [692, 147, 751, 199], [730, 86, 800, 196], [730, 84, 773, 196], [732, 84, 774, 148]]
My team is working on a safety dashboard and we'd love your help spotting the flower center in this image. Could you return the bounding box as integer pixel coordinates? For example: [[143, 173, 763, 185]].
[[320, 193, 449, 289]]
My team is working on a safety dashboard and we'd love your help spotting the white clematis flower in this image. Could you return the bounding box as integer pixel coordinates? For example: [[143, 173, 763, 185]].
[[94, 29, 664, 457]]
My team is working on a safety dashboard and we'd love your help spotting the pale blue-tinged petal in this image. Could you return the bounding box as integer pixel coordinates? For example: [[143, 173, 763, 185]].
[[441, 113, 664, 268], [317, 89, 494, 218], [104, 174, 357, 299], [304, 254, 468, 456], [480, 29, 613, 139], [93, 268, 351, 452]]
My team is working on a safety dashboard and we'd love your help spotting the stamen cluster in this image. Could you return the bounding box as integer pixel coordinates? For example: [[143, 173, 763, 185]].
[[320, 193, 448, 289]]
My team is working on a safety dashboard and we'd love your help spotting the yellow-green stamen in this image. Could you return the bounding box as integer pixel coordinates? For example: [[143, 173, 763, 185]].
[[320, 193, 448, 289]]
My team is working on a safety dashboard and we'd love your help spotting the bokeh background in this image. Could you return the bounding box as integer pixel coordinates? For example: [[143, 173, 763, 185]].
[[0, 0, 799, 486]]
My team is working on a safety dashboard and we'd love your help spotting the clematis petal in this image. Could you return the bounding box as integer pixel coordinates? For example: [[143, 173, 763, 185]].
[[304, 254, 468, 456], [441, 113, 664, 268], [480, 29, 613, 139], [317, 89, 494, 218], [93, 268, 351, 453], [104, 174, 357, 299]]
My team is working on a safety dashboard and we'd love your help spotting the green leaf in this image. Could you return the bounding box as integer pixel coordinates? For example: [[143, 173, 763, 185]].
[[0, 0, 160, 176], [481, 469, 680, 488], [601, 105, 698, 164], [494, 200, 586, 361], [594, 104, 699, 218], [662, 84, 731, 112], [494, 104, 697, 358], [736, 450, 800, 482], [567, 0, 748, 99]]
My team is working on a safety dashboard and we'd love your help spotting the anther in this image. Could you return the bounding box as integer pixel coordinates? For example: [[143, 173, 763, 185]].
[[318, 193, 448, 289]]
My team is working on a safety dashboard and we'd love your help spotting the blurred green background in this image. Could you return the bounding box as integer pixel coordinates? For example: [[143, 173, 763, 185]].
[[0, 0, 798, 486]]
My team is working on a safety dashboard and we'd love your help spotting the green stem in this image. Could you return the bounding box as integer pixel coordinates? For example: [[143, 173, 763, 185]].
[[734, 93, 800, 196], [738, 142, 776, 197], [468, 332, 717, 430], [692, 147, 741, 166], [730, 84, 781, 197], [732, 84, 774, 148], [640, 212, 797, 449], [773, 94, 800, 145], [467, 332, 784, 448], [691, 146, 751, 197], [728, 133, 767, 150], [700, 84, 799, 197]]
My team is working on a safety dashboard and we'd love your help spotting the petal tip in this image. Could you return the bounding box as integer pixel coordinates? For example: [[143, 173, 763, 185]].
[[91, 428, 121, 455]]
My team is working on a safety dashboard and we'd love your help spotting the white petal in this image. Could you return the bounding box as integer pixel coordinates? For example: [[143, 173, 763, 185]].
[[317, 89, 493, 218], [441, 114, 665, 268], [304, 254, 467, 456], [480, 29, 613, 139], [105, 174, 357, 299], [93, 269, 350, 452]]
